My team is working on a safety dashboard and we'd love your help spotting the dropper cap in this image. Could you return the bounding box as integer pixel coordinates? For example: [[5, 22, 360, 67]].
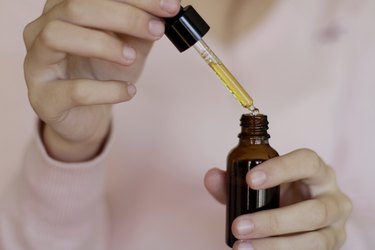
[[164, 5, 210, 52]]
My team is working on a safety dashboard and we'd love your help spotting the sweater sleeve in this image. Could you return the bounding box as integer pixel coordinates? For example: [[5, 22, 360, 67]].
[[0, 128, 112, 250]]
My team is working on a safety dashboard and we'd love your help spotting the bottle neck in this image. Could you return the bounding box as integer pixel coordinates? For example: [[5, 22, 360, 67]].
[[238, 114, 270, 145], [239, 137, 269, 145]]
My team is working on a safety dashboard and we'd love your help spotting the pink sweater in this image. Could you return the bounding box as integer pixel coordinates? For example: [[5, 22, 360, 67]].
[[1, 0, 374, 249]]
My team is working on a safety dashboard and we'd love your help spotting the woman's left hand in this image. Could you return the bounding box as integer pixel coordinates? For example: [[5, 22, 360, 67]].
[[204, 149, 352, 249]]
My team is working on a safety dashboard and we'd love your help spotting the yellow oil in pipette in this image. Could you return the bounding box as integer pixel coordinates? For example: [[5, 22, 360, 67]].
[[208, 62, 253, 108], [193, 39, 259, 115]]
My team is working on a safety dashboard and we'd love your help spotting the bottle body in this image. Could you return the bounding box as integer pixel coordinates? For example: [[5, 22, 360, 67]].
[[226, 114, 279, 247]]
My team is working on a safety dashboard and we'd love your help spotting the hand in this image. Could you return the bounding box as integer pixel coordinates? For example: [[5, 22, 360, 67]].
[[204, 149, 352, 250], [23, 0, 180, 162]]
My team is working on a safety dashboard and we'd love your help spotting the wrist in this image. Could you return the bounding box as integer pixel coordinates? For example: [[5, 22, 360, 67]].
[[41, 121, 110, 163]]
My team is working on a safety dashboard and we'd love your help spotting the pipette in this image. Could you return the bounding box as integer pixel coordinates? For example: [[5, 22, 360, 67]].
[[164, 5, 259, 114]]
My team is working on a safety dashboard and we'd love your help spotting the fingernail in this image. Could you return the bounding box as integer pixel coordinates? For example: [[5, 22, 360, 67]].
[[236, 219, 254, 236], [122, 45, 136, 63], [127, 84, 137, 97], [160, 0, 179, 14], [250, 171, 267, 186], [237, 240, 254, 250], [149, 19, 165, 38]]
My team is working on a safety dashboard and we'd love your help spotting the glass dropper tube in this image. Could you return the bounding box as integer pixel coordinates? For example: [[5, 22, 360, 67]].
[[193, 39, 259, 114], [164, 5, 259, 114]]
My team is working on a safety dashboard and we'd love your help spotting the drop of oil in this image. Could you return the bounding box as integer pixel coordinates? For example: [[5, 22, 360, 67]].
[[248, 105, 260, 116]]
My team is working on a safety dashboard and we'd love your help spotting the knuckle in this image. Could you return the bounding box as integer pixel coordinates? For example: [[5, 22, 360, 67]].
[[325, 165, 337, 182], [336, 228, 347, 248], [63, 0, 85, 23], [70, 81, 90, 105], [341, 195, 353, 217], [43, 0, 62, 13], [314, 233, 329, 250], [307, 231, 331, 250], [23, 21, 37, 48], [39, 20, 61, 47], [310, 199, 330, 229], [298, 148, 323, 176], [326, 232, 337, 250], [297, 148, 319, 161]]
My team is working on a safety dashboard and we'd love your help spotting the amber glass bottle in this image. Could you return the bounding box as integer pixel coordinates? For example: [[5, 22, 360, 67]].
[[226, 114, 279, 247]]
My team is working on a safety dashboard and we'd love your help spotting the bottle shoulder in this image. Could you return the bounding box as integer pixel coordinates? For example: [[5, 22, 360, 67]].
[[227, 143, 279, 162]]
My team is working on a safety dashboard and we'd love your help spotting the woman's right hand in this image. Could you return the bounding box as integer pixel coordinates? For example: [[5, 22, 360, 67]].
[[23, 0, 180, 162]]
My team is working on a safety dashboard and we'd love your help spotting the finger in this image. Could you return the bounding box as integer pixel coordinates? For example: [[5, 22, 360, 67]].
[[24, 0, 170, 50], [204, 168, 226, 204], [232, 194, 345, 239], [25, 20, 134, 80], [246, 149, 337, 194], [114, 0, 181, 16], [233, 227, 346, 250], [50, 0, 166, 40], [29, 79, 136, 121], [43, 0, 181, 17]]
